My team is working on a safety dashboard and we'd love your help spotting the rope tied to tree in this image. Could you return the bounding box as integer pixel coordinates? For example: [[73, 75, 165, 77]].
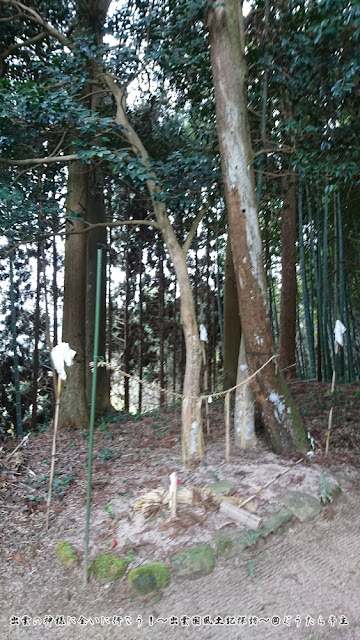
[[89, 354, 277, 402]]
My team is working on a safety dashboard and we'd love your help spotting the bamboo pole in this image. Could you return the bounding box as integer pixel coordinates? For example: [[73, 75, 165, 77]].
[[201, 340, 210, 435], [45, 374, 62, 532], [325, 342, 338, 456]]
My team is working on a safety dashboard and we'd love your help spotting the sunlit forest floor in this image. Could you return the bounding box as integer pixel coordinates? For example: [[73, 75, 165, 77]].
[[1, 381, 360, 640]]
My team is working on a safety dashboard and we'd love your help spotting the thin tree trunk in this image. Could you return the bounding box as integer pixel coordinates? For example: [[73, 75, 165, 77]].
[[206, 228, 212, 389], [322, 190, 331, 380], [298, 188, 316, 378], [31, 243, 41, 431], [279, 168, 298, 379], [9, 257, 23, 437], [107, 229, 113, 364], [106, 78, 204, 464], [207, 0, 310, 454], [52, 212, 58, 345], [172, 282, 178, 393]]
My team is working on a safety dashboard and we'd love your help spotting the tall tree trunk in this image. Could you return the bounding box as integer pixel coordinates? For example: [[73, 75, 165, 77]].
[[52, 211, 58, 345], [279, 167, 298, 379], [124, 237, 130, 412], [158, 244, 166, 406], [223, 234, 241, 389], [85, 163, 109, 412], [172, 282, 178, 393], [60, 0, 111, 426], [60, 161, 89, 429], [206, 228, 212, 389], [138, 246, 143, 412], [31, 243, 41, 431], [207, 0, 310, 455]]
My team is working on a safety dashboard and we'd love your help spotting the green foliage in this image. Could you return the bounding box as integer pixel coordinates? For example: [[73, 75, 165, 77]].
[[100, 448, 114, 461], [51, 470, 76, 496], [318, 473, 339, 504]]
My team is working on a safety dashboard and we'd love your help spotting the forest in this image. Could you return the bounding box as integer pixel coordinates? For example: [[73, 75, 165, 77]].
[[1, 0, 359, 467]]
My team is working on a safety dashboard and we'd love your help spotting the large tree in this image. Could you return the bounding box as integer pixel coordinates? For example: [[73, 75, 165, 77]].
[[60, 0, 111, 428], [207, 0, 310, 454], [0, 0, 211, 464]]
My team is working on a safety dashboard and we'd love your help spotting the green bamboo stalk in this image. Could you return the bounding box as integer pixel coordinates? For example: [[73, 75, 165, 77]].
[[322, 189, 332, 380], [306, 184, 320, 379], [337, 193, 354, 381], [256, 0, 269, 207], [84, 247, 103, 585], [298, 188, 316, 378]]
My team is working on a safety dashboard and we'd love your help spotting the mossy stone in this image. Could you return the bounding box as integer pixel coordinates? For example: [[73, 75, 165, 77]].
[[171, 544, 214, 579], [208, 480, 235, 495], [89, 553, 127, 582], [128, 562, 170, 595], [214, 530, 253, 559], [56, 541, 78, 569]]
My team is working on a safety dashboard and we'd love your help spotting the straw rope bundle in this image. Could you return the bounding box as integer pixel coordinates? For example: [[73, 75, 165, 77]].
[[133, 485, 249, 518]]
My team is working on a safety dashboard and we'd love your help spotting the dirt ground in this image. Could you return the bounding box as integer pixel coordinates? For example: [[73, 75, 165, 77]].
[[1, 382, 360, 640]]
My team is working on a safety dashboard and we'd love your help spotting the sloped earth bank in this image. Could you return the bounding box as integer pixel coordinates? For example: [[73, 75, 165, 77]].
[[1, 382, 360, 640]]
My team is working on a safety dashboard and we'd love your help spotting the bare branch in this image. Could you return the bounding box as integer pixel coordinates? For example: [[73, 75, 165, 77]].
[[65, 219, 161, 234], [0, 31, 48, 61], [0, 154, 78, 166], [0, 0, 71, 48], [182, 206, 209, 255], [253, 146, 294, 160], [248, 106, 262, 120], [1, 217, 161, 259]]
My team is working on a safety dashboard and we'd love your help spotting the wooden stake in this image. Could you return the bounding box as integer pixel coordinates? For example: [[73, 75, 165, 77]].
[[45, 375, 62, 532], [201, 341, 211, 435], [325, 341, 338, 456], [225, 391, 230, 462], [170, 472, 177, 519], [237, 458, 303, 509]]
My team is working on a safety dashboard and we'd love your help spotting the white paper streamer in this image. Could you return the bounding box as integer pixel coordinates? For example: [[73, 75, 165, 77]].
[[168, 472, 177, 509], [199, 324, 208, 342], [51, 342, 76, 381], [334, 320, 346, 347]]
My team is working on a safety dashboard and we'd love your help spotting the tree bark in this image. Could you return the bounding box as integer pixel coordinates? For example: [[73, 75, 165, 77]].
[[60, 0, 110, 426], [124, 236, 130, 412], [234, 333, 256, 448], [60, 160, 89, 429], [138, 246, 143, 412], [158, 244, 166, 406], [207, 0, 310, 455], [223, 234, 241, 389], [85, 163, 110, 412]]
